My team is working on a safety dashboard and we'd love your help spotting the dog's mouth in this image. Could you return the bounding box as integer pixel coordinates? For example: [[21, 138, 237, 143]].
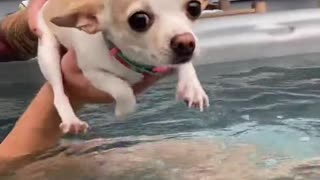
[[171, 55, 193, 65]]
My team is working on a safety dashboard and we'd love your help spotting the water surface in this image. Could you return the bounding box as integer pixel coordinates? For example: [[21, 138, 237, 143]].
[[2, 53, 320, 179]]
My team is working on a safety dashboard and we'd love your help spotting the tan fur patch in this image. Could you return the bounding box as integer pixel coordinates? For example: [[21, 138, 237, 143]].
[[43, 0, 104, 34]]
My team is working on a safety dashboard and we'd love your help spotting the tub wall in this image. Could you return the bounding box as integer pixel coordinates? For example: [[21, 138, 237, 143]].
[[1, 5, 320, 83]]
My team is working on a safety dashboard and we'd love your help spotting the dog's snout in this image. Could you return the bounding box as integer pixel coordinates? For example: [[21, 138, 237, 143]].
[[170, 33, 195, 58]]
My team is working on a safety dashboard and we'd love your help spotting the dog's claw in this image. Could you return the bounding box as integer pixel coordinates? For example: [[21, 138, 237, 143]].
[[60, 119, 89, 134], [199, 99, 204, 112], [177, 79, 209, 111]]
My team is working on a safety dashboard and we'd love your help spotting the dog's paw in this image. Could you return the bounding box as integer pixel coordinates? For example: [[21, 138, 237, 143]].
[[60, 119, 89, 134], [115, 98, 136, 120], [176, 79, 209, 112]]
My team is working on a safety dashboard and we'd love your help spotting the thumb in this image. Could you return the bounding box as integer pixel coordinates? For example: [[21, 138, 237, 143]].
[[27, 0, 47, 36]]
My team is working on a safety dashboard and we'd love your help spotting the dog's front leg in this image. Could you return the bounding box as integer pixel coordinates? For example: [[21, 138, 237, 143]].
[[84, 71, 136, 119], [176, 62, 209, 111], [37, 34, 88, 134]]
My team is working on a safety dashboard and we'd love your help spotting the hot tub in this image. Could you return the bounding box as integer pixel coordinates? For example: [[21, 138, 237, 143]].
[[2, 8, 320, 180]]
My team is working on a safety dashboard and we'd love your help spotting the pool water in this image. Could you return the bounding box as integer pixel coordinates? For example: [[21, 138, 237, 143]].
[[2, 53, 320, 179]]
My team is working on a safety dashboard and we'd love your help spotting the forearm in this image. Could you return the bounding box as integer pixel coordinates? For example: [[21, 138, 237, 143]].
[[0, 84, 60, 158], [0, 9, 38, 61], [0, 83, 81, 158]]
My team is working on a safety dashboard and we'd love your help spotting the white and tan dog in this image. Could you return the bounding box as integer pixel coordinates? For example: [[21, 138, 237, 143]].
[[37, 0, 210, 134]]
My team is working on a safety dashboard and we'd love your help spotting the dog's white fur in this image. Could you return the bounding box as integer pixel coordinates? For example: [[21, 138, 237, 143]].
[[37, 0, 209, 134]]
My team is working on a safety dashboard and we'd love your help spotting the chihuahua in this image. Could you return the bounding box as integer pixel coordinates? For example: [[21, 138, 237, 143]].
[[37, 0, 210, 134]]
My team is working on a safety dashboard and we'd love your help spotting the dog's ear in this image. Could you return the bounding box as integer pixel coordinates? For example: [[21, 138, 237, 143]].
[[51, 0, 104, 34]]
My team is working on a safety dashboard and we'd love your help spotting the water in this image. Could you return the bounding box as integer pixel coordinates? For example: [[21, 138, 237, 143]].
[[2, 53, 320, 179]]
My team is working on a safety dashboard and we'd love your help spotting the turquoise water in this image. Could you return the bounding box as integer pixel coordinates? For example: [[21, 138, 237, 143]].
[[2, 53, 320, 179], [80, 54, 320, 160]]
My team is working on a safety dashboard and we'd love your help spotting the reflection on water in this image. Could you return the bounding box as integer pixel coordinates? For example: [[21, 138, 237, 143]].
[[2, 53, 320, 179]]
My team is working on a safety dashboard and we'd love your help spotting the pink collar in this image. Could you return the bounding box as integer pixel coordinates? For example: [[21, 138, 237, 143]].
[[107, 40, 171, 77]]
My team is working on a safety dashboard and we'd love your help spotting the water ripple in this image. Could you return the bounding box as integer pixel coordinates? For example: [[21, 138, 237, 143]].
[[2, 55, 320, 167]]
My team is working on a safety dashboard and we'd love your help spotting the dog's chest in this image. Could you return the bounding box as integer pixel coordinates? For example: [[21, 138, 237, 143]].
[[106, 56, 145, 84], [55, 30, 145, 84], [76, 47, 144, 84]]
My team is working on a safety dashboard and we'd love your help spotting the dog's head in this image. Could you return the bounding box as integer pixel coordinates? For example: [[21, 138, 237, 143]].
[[51, 0, 208, 66]]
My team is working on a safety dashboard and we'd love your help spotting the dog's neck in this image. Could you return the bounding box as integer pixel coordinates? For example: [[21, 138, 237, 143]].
[[105, 40, 169, 77]]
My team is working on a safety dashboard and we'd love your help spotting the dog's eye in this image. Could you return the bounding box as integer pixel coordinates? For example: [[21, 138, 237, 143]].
[[186, 1, 202, 19], [128, 12, 152, 32]]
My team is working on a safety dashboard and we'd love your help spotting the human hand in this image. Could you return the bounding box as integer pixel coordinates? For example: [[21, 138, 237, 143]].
[[26, 0, 172, 105], [27, 0, 47, 37]]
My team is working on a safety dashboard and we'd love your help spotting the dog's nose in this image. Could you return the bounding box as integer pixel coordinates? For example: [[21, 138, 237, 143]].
[[170, 33, 195, 58]]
